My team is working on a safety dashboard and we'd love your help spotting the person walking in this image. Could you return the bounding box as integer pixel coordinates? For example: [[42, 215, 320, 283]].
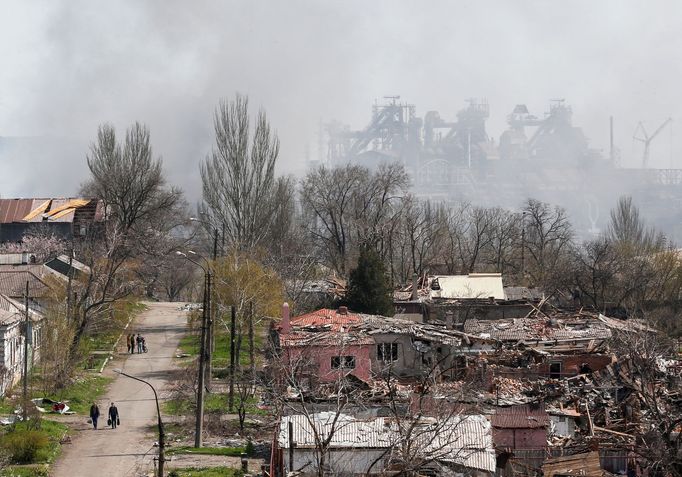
[[108, 402, 119, 429], [126, 334, 132, 353], [130, 334, 135, 354], [89, 402, 100, 430]]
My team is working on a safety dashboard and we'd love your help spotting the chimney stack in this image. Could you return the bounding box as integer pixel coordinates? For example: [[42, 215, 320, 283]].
[[338, 306, 348, 315], [281, 302, 291, 334], [411, 274, 419, 300]]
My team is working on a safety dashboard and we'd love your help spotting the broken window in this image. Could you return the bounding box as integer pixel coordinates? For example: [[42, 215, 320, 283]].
[[549, 361, 562, 379], [377, 343, 399, 362], [331, 356, 356, 369]]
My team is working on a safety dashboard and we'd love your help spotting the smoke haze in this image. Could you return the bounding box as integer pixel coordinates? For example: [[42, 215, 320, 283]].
[[1, 1, 681, 205]]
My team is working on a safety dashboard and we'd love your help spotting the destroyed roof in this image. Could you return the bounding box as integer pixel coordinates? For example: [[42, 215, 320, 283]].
[[0, 198, 102, 223], [355, 316, 470, 346], [278, 413, 496, 473], [463, 315, 612, 343], [429, 273, 505, 300], [491, 404, 550, 429], [280, 330, 374, 347], [542, 451, 604, 477], [289, 308, 362, 331]]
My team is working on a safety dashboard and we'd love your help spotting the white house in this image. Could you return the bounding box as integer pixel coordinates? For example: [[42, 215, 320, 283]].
[[276, 412, 496, 476]]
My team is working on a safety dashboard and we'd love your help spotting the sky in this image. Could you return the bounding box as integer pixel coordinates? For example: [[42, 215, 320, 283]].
[[1, 0, 681, 203]]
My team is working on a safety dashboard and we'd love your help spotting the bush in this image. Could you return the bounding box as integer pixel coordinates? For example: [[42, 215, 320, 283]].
[[1, 430, 49, 464]]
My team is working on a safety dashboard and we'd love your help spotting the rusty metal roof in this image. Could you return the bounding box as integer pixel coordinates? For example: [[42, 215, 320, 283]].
[[0, 198, 97, 224], [491, 404, 550, 429]]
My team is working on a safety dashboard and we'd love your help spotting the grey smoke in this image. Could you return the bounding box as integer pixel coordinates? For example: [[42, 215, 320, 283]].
[[1, 0, 681, 207]]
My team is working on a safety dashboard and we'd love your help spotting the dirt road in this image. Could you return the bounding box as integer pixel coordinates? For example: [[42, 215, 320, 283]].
[[51, 302, 187, 477]]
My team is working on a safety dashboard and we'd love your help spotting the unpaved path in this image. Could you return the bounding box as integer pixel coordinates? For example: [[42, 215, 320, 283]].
[[51, 302, 187, 477]]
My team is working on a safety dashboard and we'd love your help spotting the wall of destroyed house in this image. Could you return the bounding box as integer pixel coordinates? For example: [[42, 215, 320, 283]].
[[370, 333, 459, 378]]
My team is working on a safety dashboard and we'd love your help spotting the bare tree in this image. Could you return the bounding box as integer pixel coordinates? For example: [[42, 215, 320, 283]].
[[300, 163, 408, 276], [523, 199, 573, 287], [200, 94, 292, 251], [83, 122, 183, 234]]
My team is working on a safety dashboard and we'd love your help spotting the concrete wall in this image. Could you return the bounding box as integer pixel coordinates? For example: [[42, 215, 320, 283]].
[[549, 415, 576, 437], [427, 302, 535, 325], [370, 333, 460, 378]]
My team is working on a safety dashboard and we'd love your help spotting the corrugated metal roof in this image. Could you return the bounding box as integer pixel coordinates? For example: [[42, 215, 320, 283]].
[[430, 274, 505, 300], [0, 198, 95, 224], [0, 309, 22, 326], [278, 413, 496, 473], [491, 404, 550, 429], [0, 272, 50, 297]]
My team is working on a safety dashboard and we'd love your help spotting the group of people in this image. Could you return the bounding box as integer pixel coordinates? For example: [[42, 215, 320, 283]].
[[126, 333, 147, 354], [88, 402, 119, 430]]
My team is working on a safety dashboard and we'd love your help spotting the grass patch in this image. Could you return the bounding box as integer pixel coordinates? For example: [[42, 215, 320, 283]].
[[179, 329, 264, 369], [168, 467, 244, 477], [0, 465, 49, 477], [47, 375, 113, 415], [163, 393, 266, 417], [166, 446, 245, 457], [0, 419, 68, 465]]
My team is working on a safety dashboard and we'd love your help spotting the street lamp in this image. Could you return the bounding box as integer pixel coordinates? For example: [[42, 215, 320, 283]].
[[113, 369, 165, 477], [175, 250, 209, 448], [189, 218, 219, 385]]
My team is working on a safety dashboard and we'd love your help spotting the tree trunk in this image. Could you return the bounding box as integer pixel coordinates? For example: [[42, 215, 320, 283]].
[[248, 302, 255, 375]]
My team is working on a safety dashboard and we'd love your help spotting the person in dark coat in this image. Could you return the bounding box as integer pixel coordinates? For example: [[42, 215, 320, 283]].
[[136, 335, 143, 353], [89, 402, 100, 429], [108, 402, 119, 429], [130, 334, 135, 354], [126, 334, 132, 353]]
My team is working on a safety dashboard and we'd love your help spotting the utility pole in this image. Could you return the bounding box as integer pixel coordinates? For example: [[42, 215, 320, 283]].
[[22, 281, 29, 422], [521, 211, 526, 280], [195, 272, 209, 448], [206, 229, 218, 389], [228, 305, 236, 412]]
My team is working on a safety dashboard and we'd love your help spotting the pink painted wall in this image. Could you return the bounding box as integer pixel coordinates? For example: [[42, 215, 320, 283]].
[[284, 343, 372, 383]]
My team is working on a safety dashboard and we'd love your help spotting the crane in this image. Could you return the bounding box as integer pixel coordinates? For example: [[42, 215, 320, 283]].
[[633, 117, 672, 168]]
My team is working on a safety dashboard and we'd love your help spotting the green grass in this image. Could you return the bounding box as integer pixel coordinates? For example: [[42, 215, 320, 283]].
[[178, 329, 264, 369], [166, 446, 245, 457], [163, 393, 266, 417], [168, 467, 244, 477], [0, 465, 49, 477], [0, 419, 68, 465], [47, 375, 113, 415]]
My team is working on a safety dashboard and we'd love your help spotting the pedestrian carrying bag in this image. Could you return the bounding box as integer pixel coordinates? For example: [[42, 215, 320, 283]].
[[107, 418, 112, 426], [117, 418, 120, 425]]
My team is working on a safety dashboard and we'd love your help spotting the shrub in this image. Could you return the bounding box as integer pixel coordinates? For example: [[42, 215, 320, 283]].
[[1, 430, 49, 464]]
